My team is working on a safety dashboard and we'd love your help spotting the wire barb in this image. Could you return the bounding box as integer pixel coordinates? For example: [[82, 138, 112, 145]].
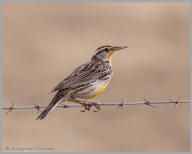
[[116, 97, 125, 109], [143, 97, 158, 108], [5, 102, 15, 114], [169, 96, 181, 106], [33, 102, 41, 114], [62, 105, 68, 108]]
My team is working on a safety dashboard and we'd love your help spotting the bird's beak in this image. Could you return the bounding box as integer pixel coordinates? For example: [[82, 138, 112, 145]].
[[108, 46, 128, 60], [113, 46, 128, 52]]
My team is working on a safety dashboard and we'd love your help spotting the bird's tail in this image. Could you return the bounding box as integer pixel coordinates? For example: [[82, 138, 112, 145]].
[[36, 92, 64, 120]]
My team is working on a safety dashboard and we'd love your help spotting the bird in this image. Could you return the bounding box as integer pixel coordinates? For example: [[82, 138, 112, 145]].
[[36, 45, 128, 120]]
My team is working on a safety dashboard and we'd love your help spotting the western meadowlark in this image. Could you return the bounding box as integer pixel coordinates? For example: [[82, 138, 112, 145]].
[[36, 45, 127, 120]]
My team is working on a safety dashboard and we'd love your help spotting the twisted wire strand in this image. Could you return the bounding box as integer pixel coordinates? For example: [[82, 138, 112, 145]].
[[2, 100, 191, 110]]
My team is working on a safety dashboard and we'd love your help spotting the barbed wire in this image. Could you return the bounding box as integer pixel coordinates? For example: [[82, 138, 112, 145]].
[[2, 98, 192, 113]]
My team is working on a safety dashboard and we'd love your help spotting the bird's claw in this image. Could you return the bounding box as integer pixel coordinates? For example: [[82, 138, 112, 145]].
[[80, 102, 100, 112], [92, 102, 100, 112], [80, 103, 92, 112]]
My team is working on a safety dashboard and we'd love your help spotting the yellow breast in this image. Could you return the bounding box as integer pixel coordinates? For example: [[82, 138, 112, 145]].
[[87, 84, 107, 99]]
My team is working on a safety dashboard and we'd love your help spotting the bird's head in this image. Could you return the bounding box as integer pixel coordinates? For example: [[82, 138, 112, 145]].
[[91, 45, 128, 62]]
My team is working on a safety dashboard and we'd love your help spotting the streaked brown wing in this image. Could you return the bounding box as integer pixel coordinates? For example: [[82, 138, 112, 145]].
[[50, 61, 110, 93]]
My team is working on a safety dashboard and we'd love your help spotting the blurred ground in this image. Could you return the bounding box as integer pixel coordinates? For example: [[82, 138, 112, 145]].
[[2, 2, 190, 152]]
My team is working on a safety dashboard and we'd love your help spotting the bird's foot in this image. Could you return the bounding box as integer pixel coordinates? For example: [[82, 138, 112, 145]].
[[80, 102, 100, 112], [73, 98, 101, 112], [80, 102, 92, 112], [91, 102, 100, 112]]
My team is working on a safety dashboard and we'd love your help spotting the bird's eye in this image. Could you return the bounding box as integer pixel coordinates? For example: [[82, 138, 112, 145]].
[[104, 48, 109, 52]]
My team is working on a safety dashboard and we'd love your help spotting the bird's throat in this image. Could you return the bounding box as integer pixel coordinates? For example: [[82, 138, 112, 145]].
[[108, 51, 116, 60]]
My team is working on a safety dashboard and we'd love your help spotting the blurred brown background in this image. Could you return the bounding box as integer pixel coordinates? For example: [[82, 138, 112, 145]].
[[2, 2, 190, 152]]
